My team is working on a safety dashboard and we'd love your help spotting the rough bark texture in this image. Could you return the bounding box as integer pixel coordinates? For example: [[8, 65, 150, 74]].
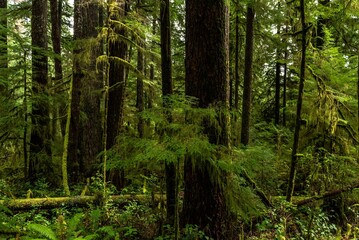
[[29, 0, 53, 184], [79, 2, 102, 179], [160, 0, 175, 225], [286, 0, 306, 202], [183, 0, 232, 238], [106, 1, 128, 189], [240, 6, 255, 146], [50, 0, 62, 83]]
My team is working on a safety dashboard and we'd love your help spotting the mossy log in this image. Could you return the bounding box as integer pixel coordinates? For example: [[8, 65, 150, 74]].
[[0, 194, 164, 211], [295, 183, 359, 206]]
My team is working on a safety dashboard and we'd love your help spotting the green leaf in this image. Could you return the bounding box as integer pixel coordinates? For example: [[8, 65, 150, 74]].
[[27, 224, 57, 240]]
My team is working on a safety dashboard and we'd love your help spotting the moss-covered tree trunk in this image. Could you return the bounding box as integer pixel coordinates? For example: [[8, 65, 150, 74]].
[[286, 0, 307, 202], [79, 1, 102, 179], [106, 0, 128, 189], [29, 0, 53, 184], [240, 5, 255, 146], [183, 0, 232, 238]]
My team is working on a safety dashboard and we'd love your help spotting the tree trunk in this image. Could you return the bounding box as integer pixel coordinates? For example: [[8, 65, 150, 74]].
[[286, 0, 307, 202], [29, 0, 53, 184], [234, 9, 240, 111], [183, 0, 232, 238], [136, 47, 144, 138], [283, 25, 288, 127], [79, 1, 102, 179], [240, 6, 255, 146], [68, 0, 84, 183], [106, 0, 128, 189], [49, 0, 64, 139], [160, 0, 176, 226], [274, 26, 281, 125], [0, 0, 7, 75]]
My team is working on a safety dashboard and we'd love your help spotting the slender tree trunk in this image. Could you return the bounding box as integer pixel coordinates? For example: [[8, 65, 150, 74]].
[[68, 0, 84, 184], [286, 0, 307, 202], [183, 0, 232, 238], [49, 0, 63, 139], [160, 0, 176, 226], [0, 0, 7, 75], [283, 25, 288, 127], [50, 0, 62, 83], [23, 52, 28, 179], [234, 10, 240, 110], [136, 47, 144, 138], [240, 6, 255, 146], [357, 54, 359, 138], [29, 0, 53, 184], [106, 0, 128, 189], [274, 25, 281, 125]]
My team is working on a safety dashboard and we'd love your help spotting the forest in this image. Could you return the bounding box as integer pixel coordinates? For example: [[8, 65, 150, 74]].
[[0, 0, 359, 239]]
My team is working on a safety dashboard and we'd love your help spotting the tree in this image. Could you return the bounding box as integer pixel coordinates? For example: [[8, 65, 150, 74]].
[[160, 0, 176, 226], [29, 0, 53, 183], [183, 0, 232, 238], [78, 1, 102, 179], [240, 5, 255, 146], [286, 0, 307, 202], [106, 0, 128, 188], [68, 0, 84, 183]]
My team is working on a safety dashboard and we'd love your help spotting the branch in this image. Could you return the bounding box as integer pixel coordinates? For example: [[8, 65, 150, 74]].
[[295, 183, 359, 206]]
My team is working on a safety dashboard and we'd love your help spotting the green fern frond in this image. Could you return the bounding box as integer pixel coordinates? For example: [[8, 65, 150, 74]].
[[28, 223, 57, 240]]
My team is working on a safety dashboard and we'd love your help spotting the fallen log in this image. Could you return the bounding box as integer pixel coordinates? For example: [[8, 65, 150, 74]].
[[0, 194, 165, 211], [295, 183, 359, 206]]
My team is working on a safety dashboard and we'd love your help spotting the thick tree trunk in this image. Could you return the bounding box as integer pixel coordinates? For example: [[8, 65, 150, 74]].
[[286, 0, 307, 202], [183, 0, 232, 238], [29, 0, 53, 184], [240, 6, 255, 146], [79, 2, 102, 179], [160, 0, 176, 226], [106, 0, 128, 189]]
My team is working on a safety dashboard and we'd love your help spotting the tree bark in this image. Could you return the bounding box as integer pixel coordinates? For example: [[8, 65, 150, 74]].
[[234, 8, 240, 111], [0, 0, 7, 74], [79, 1, 102, 179], [240, 6, 255, 146], [160, 0, 176, 226], [136, 47, 144, 138], [106, 0, 128, 189], [29, 0, 53, 184], [286, 0, 307, 202], [274, 26, 281, 125], [183, 0, 232, 238], [68, 0, 84, 183]]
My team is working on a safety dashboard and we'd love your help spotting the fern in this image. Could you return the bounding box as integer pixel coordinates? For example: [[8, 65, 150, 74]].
[[27, 223, 57, 240]]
